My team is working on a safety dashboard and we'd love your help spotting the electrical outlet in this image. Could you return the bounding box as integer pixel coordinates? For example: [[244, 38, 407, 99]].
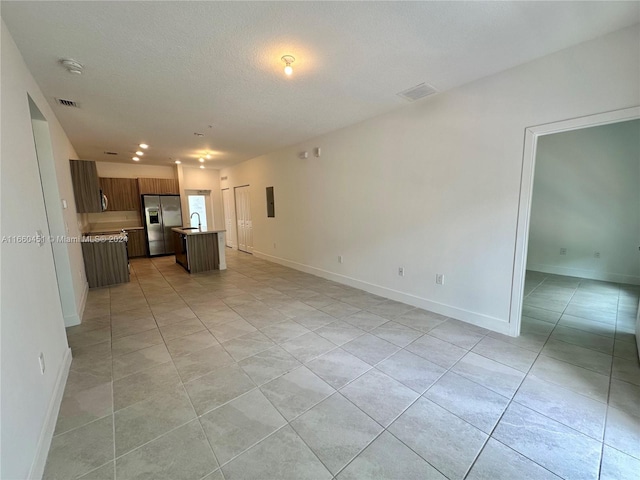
[[560, 248, 567, 255], [338, 255, 343, 264], [38, 353, 45, 375], [594, 251, 600, 258], [398, 267, 405, 277], [436, 273, 445, 285]]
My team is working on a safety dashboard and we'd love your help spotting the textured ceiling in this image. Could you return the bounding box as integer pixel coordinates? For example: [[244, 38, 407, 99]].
[[2, 1, 639, 169]]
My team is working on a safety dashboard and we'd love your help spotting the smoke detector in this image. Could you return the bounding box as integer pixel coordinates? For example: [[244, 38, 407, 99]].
[[59, 59, 83, 75]]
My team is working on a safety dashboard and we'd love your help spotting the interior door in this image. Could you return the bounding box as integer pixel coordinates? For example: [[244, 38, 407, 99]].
[[235, 186, 252, 253], [222, 188, 233, 247]]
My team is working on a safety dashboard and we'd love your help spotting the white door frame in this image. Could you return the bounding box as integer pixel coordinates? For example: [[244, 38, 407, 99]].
[[234, 185, 252, 253], [221, 188, 234, 248], [508, 106, 640, 337]]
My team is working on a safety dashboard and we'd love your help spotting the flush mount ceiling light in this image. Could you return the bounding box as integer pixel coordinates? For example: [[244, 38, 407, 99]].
[[139, 143, 149, 149], [60, 58, 83, 75], [135, 151, 144, 156], [199, 158, 205, 163], [175, 160, 181, 164], [200, 165, 205, 169], [132, 157, 140, 161], [281, 55, 295, 76]]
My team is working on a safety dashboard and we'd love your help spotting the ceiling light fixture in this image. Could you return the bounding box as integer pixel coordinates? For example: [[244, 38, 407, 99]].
[[200, 165, 205, 169], [205, 154, 211, 159], [281, 55, 295, 76], [139, 144, 149, 149], [175, 160, 181, 164], [132, 157, 140, 161], [135, 151, 144, 156], [199, 158, 204, 163], [60, 59, 83, 75]]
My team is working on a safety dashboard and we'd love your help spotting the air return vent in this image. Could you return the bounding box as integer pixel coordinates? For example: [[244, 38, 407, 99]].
[[55, 98, 79, 108], [397, 83, 437, 102], [103, 151, 118, 156]]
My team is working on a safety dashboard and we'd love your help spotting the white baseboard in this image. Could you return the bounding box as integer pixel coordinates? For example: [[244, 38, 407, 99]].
[[28, 347, 72, 480], [528, 263, 640, 286], [64, 281, 88, 327], [253, 250, 510, 335]]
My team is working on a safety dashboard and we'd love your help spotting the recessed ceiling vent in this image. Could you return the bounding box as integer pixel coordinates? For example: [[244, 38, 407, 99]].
[[397, 83, 438, 102], [103, 151, 118, 156], [55, 98, 79, 108]]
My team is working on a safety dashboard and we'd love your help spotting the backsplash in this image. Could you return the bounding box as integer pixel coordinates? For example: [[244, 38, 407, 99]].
[[87, 210, 142, 227]]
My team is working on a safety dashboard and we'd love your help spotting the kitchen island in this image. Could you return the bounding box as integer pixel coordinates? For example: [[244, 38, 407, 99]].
[[171, 227, 226, 273]]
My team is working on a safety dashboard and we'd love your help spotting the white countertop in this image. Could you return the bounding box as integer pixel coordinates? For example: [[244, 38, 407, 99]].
[[171, 227, 226, 236]]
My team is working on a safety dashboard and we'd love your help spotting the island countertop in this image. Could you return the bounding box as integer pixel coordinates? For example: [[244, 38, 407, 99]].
[[171, 227, 226, 236]]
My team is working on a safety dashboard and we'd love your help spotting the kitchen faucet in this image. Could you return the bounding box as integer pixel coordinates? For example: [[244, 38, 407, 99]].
[[190, 212, 201, 229]]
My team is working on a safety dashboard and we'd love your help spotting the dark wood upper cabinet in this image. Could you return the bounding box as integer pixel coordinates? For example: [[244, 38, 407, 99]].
[[100, 177, 139, 211], [69, 160, 102, 213], [137, 177, 179, 195]]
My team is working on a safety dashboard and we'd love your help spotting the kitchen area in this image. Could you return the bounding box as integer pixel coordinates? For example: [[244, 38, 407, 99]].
[[71, 159, 226, 288]]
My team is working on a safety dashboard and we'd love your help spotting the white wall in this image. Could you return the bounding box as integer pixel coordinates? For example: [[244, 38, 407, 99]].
[[527, 120, 640, 284], [1, 20, 76, 479], [221, 25, 640, 334], [177, 166, 224, 229]]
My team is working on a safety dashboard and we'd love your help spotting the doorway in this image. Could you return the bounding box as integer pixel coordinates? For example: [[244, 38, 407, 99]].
[[234, 185, 253, 253], [221, 188, 234, 248], [28, 96, 80, 326], [510, 107, 640, 350]]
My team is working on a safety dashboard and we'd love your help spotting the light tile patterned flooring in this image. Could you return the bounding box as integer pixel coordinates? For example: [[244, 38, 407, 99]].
[[44, 253, 640, 479]]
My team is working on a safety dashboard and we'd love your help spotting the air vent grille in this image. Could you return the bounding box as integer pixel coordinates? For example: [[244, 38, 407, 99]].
[[103, 151, 118, 156], [397, 83, 437, 102], [55, 98, 79, 108]]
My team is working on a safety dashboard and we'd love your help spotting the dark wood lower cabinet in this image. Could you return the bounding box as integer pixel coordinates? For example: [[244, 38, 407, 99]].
[[125, 229, 147, 257], [82, 240, 129, 288]]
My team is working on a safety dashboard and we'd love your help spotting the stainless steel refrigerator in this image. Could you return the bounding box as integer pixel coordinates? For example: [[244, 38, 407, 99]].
[[142, 195, 182, 256]]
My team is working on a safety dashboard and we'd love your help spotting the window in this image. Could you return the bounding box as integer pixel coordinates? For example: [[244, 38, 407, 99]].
[[188, 194, 208, 229]]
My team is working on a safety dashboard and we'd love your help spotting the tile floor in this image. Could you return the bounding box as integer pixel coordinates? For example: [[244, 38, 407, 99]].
[[44, 253, 640, 479]]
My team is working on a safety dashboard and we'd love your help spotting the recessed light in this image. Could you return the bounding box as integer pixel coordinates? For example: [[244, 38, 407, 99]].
[[132, 157, 140, 161], [199, 158, 204, 163], [200, 165, 205, 169], [205, 154, 211, 159], [175, 160, 181, 164], [135, 151, 144, 156], [139, 144, 149, 149]]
